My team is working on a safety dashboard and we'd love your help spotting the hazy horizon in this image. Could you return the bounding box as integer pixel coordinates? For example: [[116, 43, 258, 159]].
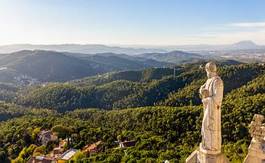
[[0, 40, 262, 47]]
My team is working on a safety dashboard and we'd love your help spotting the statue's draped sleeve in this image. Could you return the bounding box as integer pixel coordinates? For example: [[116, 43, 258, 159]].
[[199, 83, 206, 95], [212, 78, 224, 107]]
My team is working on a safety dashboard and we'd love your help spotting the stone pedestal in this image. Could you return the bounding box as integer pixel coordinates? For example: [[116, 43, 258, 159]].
[[186, 144, 230, 163], [244, 139, 265, 163]]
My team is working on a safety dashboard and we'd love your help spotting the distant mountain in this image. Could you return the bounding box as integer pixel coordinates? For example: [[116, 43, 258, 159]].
[[1, 41, 264, 56], [231, 40, 258, 49], [0, 50, 169, 85], [164, 40, 265, 52], [0, 44, 167, 55], [138, 50, 205, 64]]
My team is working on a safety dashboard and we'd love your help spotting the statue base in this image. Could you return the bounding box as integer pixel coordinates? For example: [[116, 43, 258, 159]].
[[186, 144, 230, 163], [243, 139, 265, 163]]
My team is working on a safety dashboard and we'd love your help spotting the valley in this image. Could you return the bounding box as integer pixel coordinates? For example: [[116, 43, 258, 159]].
[[0, 61, 264, 162]]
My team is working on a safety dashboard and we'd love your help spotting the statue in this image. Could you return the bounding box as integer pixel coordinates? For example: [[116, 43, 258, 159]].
[[199, 62, 223, 153], [186, 62, 229, 163], [248, 114, 265, 142], [244, 114, 265, 163]]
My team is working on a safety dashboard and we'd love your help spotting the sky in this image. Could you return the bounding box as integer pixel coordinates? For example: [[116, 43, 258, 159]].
[[0, 0, 265, 45]]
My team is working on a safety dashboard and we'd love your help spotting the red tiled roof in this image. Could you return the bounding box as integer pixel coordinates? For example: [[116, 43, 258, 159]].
[[82, 141, 102, 153]]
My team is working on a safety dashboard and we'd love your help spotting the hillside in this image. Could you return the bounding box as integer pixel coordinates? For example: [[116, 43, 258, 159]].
[[15, 66, 198, 111], [138, 50, 205, 64], [15, 63, 265, 112], [81, 53, 169, 71], [0, 99, 262, 162], [0, 62, 265, 162], [0, 50, 169, 85]]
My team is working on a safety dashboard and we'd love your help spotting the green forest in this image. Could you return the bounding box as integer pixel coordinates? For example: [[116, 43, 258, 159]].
[[0, 62, 265, 162]]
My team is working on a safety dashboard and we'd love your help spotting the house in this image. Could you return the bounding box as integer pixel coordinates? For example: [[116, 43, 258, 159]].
[[119, 140, 136, 148], [82, 141, 102, 154], [57, 149, 78, 163], [59, 139, 67, 148], [28, 156, 56, 163], [38, 130, 58, 145], [51, 147, 64, 158], [51, 139, 67, 158]]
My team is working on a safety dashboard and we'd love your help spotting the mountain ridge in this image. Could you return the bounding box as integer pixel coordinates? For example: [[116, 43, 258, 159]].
[[1, 40, 264, 55], [0, 44, 167, 55], [0, 50, 170, 85]]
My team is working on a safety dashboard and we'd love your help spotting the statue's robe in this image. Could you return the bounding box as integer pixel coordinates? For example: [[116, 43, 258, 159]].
[[200, 75, 224, 152]]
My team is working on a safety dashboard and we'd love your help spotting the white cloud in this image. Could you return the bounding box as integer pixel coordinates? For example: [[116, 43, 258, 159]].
[[229, 22, 265, 28], [181, 21, 265, 45]]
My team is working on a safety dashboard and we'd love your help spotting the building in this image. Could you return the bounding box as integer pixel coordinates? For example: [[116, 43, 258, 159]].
[[51, 147, 64, 158], [28, 156, 56, 163], [38, 130, 58, 145], [119, 140, 136, 148], [82, 141, 102, 155], [51, 139, 67, 158], [57, 149, 78, 163]]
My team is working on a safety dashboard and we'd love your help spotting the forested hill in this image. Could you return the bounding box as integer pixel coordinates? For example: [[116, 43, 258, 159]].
[[0, 50, 169, 85], [0, 62, 265, 162], [15, 63, 265, 112]]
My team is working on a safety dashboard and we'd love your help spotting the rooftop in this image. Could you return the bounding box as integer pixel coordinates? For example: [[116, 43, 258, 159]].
[[59, 149, 78, 160]]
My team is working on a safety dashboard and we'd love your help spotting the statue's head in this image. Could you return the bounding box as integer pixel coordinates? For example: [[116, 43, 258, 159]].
[[205, 62, 217, 78]]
